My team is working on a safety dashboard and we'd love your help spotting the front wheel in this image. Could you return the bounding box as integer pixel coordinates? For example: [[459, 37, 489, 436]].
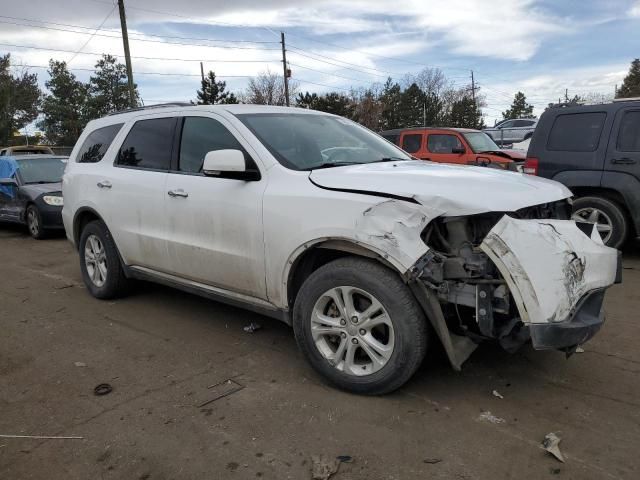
[[26, 205, 46, 239], [293, 257, 428, 395]]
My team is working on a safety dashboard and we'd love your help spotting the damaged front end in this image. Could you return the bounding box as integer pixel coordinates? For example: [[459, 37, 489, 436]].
[[410, 200, 621, 369]]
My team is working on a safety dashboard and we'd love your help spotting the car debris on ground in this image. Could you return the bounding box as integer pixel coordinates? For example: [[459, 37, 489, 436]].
[[492, 390, 504, 399], [243, 322, 262, 333], [477, 411, 506, 424], [311, 454, 341, 480], [542, 432, 565, 463]]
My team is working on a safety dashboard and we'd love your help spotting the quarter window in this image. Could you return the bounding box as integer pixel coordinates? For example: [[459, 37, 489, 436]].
[[401, 134, 422, 154], [76, 123, 123, 163], [427, 134, 463, 153], [117, 117, 176, 170], [179, 117, 245, 173], [547, 112, 606, 152], [617, 111, 640, 152]]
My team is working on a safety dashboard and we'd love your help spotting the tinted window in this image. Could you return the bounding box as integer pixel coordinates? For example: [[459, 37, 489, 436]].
[[499, 120, 514, 128], [117, 117, 176, 169], [427, 134, 463, 153], [547, 112, 606, 152], [617, 111, 640, 152], [179, 117, 244, 173], [77, 123, 123, 163], [401, 134, 422, 153], [513, 120, 532, 127]]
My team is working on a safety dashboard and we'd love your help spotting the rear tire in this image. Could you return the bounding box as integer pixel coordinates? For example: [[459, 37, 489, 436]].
[[79, 220, 129, 299], [293, 257, 428, 395], [572, 196, 628, 248]]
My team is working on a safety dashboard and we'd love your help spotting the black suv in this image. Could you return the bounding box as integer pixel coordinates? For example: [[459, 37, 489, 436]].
[[525, 99, 640, 248]]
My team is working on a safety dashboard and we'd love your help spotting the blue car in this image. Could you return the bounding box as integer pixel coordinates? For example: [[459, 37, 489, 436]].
[[0, 155, 67, 239]]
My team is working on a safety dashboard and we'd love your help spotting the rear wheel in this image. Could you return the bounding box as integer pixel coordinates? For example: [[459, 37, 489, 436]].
[[293, 257, 428, 395], [26, 205, 46, 239], [572, 196, 628, 248], [79, 220, 129, 299]]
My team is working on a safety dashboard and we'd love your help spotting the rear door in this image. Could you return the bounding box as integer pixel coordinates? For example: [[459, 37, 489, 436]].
[[605, 107, 640, 179], [101, 115, 175, 270], [510, 119, 535, 142], [425, 132, 466, 164], [399, 131, 425, 159]]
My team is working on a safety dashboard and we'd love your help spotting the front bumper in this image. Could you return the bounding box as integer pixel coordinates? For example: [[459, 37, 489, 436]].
[[480, 216, 619, 349]]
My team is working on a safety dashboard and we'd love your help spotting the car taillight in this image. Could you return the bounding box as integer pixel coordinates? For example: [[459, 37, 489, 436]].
[[523, 157, 538, 175]]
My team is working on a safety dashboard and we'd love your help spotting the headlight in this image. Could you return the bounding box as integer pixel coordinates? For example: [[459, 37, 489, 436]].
[[43, 195, 63, 206]]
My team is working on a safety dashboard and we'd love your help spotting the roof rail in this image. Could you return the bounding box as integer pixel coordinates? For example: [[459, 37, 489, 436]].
[[107, 102, 193, 116], [613, 96, 640, 102]]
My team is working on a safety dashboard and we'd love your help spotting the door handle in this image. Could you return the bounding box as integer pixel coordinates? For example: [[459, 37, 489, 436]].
[[611, 157, 636, 165], [97, 180, 112, 189], [168, 189, 188, 198]]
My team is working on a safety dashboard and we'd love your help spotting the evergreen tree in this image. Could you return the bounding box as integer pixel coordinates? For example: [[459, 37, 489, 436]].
[[449, 96, 484, 129], [39, 60, 88, 145], [0, 54, 41, 145], [295, 92, 320, 109], [85, 54, 139, 118], [315, 92, 352, 117], [196, 71, 237, 104], [502, 91, 534, 119], [398, 83, 426, 127], [380, 77, 402, 129], [616, 58, 640, 99]]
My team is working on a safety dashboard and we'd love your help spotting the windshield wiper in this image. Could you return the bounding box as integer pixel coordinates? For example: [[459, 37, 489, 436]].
[[26, 180, 60, 184], [373, 156, 409, 163], [303, 161, 362, 171]]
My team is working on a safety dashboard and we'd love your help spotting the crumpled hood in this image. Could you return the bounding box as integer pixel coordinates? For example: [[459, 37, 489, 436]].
[[309, 160, 571, 216]]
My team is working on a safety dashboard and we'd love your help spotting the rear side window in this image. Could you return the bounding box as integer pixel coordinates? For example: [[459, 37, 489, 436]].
[[77, 123, 123, 163], [401, 134, 422, 153], [617, 111, 640, 152], [427, 134, 463, 153], [547, 112, 606, 152], [513, 120, 532, 127], [179, 117, 245, 173], [117, 117, 176, 170]]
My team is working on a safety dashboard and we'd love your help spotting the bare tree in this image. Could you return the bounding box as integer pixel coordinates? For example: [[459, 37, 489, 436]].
[[243, 69, 298, 106]]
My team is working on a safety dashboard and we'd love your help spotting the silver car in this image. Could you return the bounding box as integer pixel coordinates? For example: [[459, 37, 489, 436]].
[[483, 118, 537, 145]]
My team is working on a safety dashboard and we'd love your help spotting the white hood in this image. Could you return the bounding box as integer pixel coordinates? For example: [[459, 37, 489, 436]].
[[309, 160, 572, 216]]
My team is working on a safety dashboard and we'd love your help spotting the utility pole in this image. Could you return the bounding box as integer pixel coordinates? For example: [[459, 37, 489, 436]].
[[470, 70, 476, 103], [200, 62, 205, 83], [280, 32, 290, 107], [564, 88, 569, 102], [117, 0, 136, 108]]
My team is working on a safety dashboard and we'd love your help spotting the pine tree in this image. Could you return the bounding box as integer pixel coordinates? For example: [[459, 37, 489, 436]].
[[380, 77, 402, 129], [39, 60, 88, 145], [85, 54, 139, 119], [616, 59, 640, 99], [0, 54, 41, 145], [196, 71, 237, 104], [502, 91, 534, 119], [449, 96, 484, 129]]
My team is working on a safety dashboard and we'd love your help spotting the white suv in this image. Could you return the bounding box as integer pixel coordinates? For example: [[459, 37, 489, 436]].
[[63, 104, 620, 394]]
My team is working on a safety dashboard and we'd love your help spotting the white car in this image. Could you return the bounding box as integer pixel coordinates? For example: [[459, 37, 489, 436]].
[[62, 104, 621, 395]]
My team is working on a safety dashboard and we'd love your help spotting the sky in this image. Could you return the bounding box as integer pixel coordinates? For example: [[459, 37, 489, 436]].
[[1, 0, 639, 126]]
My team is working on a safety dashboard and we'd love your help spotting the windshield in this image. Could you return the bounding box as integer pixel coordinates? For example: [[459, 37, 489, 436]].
[[462, 132, 501, 153], [17, 157, 66, 184], [236, 113, 411, 170]]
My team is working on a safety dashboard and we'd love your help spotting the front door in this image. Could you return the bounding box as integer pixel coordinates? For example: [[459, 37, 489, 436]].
[[164, 115, 267, 299], [0, 160, 20, 222], [606, 107, 640, 178]]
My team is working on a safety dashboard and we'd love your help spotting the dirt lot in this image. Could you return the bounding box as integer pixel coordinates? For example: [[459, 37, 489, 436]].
[[1, 223, 639, 480]]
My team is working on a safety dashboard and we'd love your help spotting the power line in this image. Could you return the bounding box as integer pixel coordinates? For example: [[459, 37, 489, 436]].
[[288, 46, 400, 77], [9, 63, 254, 78], [0, 42, 280, 63], [68, 4, 117, 64], [289, 63, 374, 84]]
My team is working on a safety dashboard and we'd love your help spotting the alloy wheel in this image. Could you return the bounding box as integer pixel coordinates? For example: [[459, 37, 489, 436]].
[[27, 209, 39, 236], [311, 286, 395, 376], [84, 234, 108, 287], [572, 207, 613, 244]]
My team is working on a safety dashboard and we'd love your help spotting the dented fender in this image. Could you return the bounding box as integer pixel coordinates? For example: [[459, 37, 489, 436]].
[[480, 216, 618, 326]]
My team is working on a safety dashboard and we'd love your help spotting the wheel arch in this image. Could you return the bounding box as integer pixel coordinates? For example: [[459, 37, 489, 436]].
[[284, 238, 405, 310], [72, 207, 107, 249], [570, 186, 634, 235]]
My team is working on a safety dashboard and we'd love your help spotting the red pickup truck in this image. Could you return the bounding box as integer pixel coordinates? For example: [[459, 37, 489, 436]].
[[379, 127, 524, 170]]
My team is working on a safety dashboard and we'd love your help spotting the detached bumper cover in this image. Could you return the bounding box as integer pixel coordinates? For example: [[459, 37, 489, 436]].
[[529, 289, 605, 349], [480, 216, 619, 348]]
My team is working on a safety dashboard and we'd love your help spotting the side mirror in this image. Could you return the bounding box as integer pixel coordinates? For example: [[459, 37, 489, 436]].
[[0, 177, 17, 186], [451, 147, 466, 155], [202, 149, 260, 181]]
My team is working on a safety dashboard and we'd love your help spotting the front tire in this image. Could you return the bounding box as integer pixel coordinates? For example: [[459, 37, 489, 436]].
[[572, 196, 628, 248], [293, 257, 428, 395], [26, 205, 46, 239], [79, 220, 129, 299]]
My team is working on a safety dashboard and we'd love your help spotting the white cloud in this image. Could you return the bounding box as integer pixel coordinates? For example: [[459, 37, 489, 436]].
[[630, 1, 640, 16]]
